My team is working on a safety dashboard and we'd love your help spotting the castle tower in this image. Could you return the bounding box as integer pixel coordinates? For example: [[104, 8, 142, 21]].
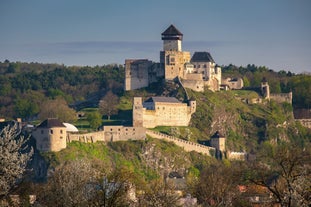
[[189, 98, 196, 114], [210, 131, 226, 152], [161, 24, 183, 52], [133, 97, 143, 127], [160, 25, 191, 80], [261, 77, 270, 100]]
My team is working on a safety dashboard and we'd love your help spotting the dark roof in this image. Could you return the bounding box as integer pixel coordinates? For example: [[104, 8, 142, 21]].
[[211, 131, 225, 138], [191, 52, 215, 63], [37, 118, 66, 128], [144, 97, 180, 103], [161, 24, 183, 36]]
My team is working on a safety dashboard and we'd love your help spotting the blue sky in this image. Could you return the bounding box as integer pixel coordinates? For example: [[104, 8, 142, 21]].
[[0, 0, 310, 73]]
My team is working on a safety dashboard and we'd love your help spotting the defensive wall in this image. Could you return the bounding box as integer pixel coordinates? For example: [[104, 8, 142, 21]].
[[270, 92, 292, 104], [67, 126, 146, 143], [146, 130, 214, 156]]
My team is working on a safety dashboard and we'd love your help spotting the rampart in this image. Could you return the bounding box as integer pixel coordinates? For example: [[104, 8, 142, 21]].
[[296, 119, 311, 129], [146, 130, 214, 156], [67, 126, 146, 143], [270, 92, 292, 104]]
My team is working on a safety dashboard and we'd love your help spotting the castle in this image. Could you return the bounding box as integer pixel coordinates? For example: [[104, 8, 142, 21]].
[[125, 24, 222, 92], [133, 96, 196, 128]]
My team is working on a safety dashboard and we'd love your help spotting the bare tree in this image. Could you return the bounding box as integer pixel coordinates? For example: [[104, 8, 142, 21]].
[[38, 97, 77, 123], [99, 91, 119, 120], [138, 179, 181, 207], [0, 124, 33, 200], [247, 144, 311, 207], [193, 163, 242, 207], [37, 159, 101, 207]]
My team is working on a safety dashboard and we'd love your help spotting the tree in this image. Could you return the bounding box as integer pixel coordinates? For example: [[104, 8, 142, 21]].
[[0, 124, 33, 200], [246, 144, 311, 207], [37, 159, 101, 207], [99, 91, 119, 120], [87, 111, 102, 130], [193, 162, 242, 207], [38, 97, 77, 123], [138, 179, 181, 207], [37, 161, 135, 207]]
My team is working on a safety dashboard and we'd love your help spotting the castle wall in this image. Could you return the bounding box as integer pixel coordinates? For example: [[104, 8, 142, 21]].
[[222, 78, 244, 89], [124, 59, 152, 91], [160, 51, 191, 80], [270, 92, 292, 104], [296, 119, 311, 129], [67, 126, 146, 143], [146, 130, 213, 156], [181, 79, 205, 92]]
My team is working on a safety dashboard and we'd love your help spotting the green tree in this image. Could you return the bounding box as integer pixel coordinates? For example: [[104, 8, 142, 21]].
[[87, 111, 102, 130]]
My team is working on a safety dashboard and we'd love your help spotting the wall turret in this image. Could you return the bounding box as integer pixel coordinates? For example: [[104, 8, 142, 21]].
[[261, 77, 270, 100]]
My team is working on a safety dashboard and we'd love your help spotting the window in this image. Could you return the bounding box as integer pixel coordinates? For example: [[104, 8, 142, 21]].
[[50, 129, 53, 134], [60, 130, 63, 134], [60, 136, 63, 139]]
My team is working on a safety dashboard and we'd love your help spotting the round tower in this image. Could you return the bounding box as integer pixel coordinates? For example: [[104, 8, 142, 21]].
[[161, 24, 183, 52]]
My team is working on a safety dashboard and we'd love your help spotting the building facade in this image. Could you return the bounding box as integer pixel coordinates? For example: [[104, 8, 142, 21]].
[[133, 96, 196, 128]]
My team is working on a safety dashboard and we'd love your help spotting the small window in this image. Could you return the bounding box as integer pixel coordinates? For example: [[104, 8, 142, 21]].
[[60, 136, 63, 139], [60, 130, 63, 134], [110, 128, 113, 131], [133, 128, 136, 131], [50, 129, 53, 134]]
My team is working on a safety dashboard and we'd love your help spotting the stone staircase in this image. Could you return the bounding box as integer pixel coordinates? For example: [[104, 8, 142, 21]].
[[146, 130, 214, 156]]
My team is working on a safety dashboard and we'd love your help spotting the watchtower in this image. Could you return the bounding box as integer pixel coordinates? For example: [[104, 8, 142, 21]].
[[133, 97, 143, 127], [210, 131, 226, 152], [160, 25, 191, 80], [261, 77, 270, 100], [161, 24, 183, 52]]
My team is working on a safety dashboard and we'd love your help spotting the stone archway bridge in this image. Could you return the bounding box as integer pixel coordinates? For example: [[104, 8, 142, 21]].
[[146, 130, 214, 156]]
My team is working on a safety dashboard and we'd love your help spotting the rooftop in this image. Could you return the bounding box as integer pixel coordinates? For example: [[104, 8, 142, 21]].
[[161, 24, 183, 36], [191, 52, 215, 63], [144, 97, 181, 104], [37, 118, 66, 128]]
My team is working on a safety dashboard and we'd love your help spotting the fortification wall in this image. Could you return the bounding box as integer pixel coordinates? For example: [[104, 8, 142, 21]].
[[67, 126, 146, 143], [296, 119, 311, 129], [146, 130, 213, 156], [181, 79, 205, 92], [227, 151, 246, 161], [270, 92, 292, 104]]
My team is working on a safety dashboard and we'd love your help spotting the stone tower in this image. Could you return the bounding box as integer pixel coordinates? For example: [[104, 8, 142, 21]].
[[133, 97, 143, 127], [189, 98, 196, 114], [210, 131, 226, 152], [261, 77, 270, 100], [160, 24, 191, 80]]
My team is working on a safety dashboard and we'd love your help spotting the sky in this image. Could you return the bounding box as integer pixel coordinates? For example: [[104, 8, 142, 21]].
[[0, 0, 311, 73]]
